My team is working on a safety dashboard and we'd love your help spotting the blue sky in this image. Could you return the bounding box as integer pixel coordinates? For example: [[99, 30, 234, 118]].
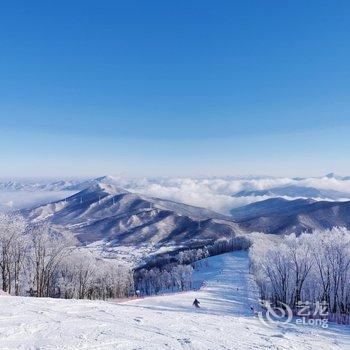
[[0, 1, 349, 177]]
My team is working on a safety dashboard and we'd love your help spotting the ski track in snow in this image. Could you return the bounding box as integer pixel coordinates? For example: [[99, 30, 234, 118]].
[[0, 251, 349, 349]]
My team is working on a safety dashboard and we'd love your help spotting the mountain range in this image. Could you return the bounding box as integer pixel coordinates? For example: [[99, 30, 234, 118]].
[[233, 185, 350, 200], [17, 175, 350, 259], [0, 179, 81, 192], [23, 179, 243, 249], [231, 197, 350, 235]]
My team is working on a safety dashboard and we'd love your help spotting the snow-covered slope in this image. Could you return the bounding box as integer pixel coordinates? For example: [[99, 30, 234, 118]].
[[0, 251, 349, 349]]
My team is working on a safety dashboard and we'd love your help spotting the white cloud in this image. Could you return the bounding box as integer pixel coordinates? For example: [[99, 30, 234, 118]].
[[298, 177, 350, 193], [120, 176, 350, 214], [2, 175, 350, 215], [0, 191, 75, 212]]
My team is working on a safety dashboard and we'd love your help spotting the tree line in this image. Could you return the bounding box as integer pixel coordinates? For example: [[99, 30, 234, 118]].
[[134, 235, 252, 296], [0, 213, 134, 299], [134, 248, 209, 295], [250, 228, 350, 324]]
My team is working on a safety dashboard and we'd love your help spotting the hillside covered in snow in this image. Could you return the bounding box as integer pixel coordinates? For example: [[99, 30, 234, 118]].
[[22, 179, 246, 264], [0, 251, 349, 349], [20, 175, 350, 262]]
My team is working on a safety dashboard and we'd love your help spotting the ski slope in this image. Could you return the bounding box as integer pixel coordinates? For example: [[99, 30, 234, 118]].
[[0, 251, 349, 349]]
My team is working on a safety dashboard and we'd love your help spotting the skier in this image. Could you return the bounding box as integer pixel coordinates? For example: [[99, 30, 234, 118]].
[[193, 298, 200, 308], [250, 306, 257, 316]]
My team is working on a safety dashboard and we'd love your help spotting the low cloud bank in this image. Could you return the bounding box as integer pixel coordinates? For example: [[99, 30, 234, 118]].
[[120, 175, 350, 214], [1, 175, 350, 215]]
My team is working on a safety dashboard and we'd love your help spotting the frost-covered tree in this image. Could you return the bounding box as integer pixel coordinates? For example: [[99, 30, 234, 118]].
[[57, 250, 97, 299], [27, 224, 73, 297], [0, 215, 135, 300], [0, 213, 27, 294], [250, 228, 350, 323], [55, 250, 134, 300]]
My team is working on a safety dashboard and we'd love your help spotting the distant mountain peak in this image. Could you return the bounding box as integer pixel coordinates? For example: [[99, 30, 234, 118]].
[[94, 175, 120, 183], [82, 181, 128, 196], [233, 184, 349, 200], [325, 173, 342, 180]]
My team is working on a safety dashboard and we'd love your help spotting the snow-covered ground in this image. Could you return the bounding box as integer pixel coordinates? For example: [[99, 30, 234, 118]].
[[0, 251, 349, 349]]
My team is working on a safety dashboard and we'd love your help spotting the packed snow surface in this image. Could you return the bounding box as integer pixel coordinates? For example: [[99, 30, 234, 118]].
[[0, 251, 349, 349]]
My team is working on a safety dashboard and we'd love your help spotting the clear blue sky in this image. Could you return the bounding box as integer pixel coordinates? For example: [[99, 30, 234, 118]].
[[1, 1, 350, 178]]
